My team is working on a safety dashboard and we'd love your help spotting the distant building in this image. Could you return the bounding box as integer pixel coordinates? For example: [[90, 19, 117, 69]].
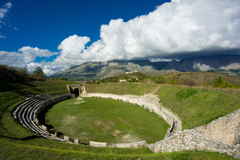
[[119, 79, 127, 82]]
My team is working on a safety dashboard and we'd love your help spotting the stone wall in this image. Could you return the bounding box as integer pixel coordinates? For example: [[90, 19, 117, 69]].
[[34, 94, 70, 116], [148, 129, 240, 159], [89, 141, 146, 148], [194, 109, 240, 145], [67, 84, 86, 95]]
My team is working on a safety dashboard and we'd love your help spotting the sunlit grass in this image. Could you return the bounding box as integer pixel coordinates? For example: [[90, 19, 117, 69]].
[[45, 97, 169, 143]]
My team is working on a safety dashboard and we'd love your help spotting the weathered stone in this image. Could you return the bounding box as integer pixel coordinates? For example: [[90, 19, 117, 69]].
[[90, 141, 107, 147], [41, 125, 47, 131], [74, 139, 79, 144], [64, 136, 70, 141]]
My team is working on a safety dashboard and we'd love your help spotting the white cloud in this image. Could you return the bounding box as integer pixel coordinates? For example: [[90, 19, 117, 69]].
[[0, 33, 5, 38], [27, 62, 65, 76], [0, 2, 12, 38], [54, 0, 240, 70], [193, 63, 214, 71], [0, 47, 58, 75], [1, 0, 240, 76], [0, 2, 11, 19]]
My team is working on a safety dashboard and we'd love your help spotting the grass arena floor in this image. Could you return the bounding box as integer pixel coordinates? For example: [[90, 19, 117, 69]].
[[44, 97, 169, 144]]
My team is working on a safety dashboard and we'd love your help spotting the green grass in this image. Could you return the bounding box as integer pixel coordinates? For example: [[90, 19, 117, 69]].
[[155, 85, 240, 129], [85, 83, 159, 95], [45, 97, 169, 143], [0, 82, 239, 159], [86, 83, 240, 130]]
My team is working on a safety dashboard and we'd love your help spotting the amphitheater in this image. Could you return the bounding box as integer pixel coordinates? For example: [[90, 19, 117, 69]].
[[12, 84, 240, 159]]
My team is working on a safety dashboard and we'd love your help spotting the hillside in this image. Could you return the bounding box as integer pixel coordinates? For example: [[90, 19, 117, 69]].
[[50, 54, 240, 81]]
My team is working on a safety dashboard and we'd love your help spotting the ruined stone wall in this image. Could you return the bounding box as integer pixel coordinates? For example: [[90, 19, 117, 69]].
[[148, 129, 240, 159], [194, 109, 240, 145], [67, 84, 86, 95]]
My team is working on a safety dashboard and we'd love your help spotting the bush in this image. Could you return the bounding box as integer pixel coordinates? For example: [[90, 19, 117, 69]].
[[213, 76, 229, 88], [169, 76, 178, 85], [59, 77, 68, 81], [153, 75, 165, 84]]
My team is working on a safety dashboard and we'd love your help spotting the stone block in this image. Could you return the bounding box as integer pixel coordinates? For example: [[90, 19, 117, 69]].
[[41, 125, 47, 131], [74, 139, 79, 144], [116, 143, 131, 148], [90, 141, 107, 147], [34, 118, 39, 125], [64, 136, 70, 141]]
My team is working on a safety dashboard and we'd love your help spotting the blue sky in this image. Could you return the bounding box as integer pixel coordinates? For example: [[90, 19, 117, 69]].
[[0, 0, 240, 75]]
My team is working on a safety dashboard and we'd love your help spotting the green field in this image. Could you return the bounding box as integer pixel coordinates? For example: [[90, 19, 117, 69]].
[[45, 97, 169, 143], [0, 81, 239, 159]]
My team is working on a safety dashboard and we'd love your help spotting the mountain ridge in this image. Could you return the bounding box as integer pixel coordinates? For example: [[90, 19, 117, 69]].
[[50, 54, 240, 80]]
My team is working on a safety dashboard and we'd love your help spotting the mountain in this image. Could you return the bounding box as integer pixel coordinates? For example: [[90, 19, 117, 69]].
[[50, 54, 240, 80]]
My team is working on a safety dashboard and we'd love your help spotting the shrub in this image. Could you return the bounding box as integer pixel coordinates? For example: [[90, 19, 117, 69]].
[[59, 77, 68, 81], [202, 81, 210, 87], [213, 76, 228, 88], [169, 76, 178, 85], [154, 75, 165, 84]]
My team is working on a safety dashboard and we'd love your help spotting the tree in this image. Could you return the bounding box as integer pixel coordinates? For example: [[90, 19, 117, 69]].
[[59, 77, 68, 81], [154, 75, 165, 84], [213, 76, 228, 88], [33, 66, 45, 79]]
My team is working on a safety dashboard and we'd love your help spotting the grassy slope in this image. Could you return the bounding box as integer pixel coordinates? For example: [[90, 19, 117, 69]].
[[155, 85, 240, 129], [85, 83, 159, 95], [0, 81, 238, 159], [45, 97, 169, 143]]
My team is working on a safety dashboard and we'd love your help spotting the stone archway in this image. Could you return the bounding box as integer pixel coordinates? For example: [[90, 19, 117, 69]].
[[67, 84, 86, 96], [74, 88, 79, 96]]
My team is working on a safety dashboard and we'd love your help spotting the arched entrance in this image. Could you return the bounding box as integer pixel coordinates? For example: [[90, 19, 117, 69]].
[[67, 84, 86, 96], [74, 88, 79, 96]]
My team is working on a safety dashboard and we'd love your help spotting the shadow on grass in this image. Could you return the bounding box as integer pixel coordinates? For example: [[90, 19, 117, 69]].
[[0, 135, 43, 141], [37, 103, 56, 129], [0, 82, 37, 92]]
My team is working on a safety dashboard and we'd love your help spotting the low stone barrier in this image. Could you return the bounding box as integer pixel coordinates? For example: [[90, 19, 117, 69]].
[[114, 141, 146, 148], [64, 136, 70, 141], [90, 141, 107, 147], [89, 141, 146, 148]]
